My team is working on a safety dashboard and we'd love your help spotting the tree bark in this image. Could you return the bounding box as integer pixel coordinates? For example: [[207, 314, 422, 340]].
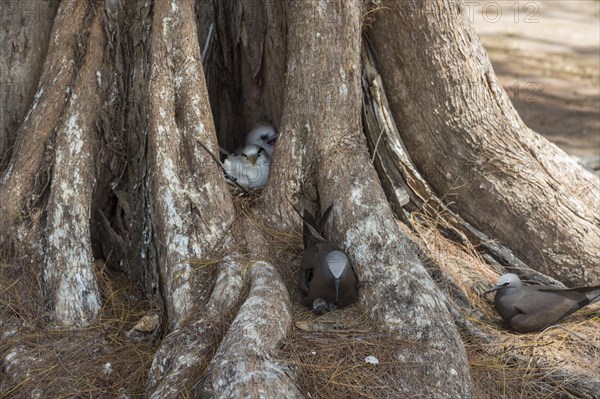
[[367, 0, 599, 286], [147, 0, 235, 327], [2, 0, 598, 397], [44, 1, 107, 325], [144, 1, 303, 396], [146, 248, 246, 397], [0, 0, 58, 169], [0, 1, 107, 327], [203, 261, 303, 399], [264, 1, 473, 397], [0, 1, 89, 231]]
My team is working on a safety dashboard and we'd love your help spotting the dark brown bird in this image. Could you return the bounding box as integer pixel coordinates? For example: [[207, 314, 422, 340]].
[[484, 273, 600, 333], [295, 204, 359, 313]]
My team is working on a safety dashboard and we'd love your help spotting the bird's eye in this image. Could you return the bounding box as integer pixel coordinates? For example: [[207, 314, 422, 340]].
[[261, 134, 267, 140], [504, 282, 511, 286]]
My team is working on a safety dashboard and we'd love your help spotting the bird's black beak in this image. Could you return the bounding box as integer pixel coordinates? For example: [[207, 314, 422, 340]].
[[267, 134, 278, 146], [483, 285, 501, 295], [334, 278, 340, 304]]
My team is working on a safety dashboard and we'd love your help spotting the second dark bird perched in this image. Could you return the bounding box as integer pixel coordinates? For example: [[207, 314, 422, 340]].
[[295, 205, 360, 314], [485, 273, 600, 333]]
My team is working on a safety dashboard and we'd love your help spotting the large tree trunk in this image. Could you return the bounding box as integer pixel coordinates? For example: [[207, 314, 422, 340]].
[[1, 1, 106, 326], [1, 0, 598, 397], [264, 1, 472, 397], [146, 0, 235, 328], [367, 0, 599, 286]]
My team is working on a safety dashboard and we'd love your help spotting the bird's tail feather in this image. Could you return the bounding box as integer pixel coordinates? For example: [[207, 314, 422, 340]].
[[316, 204, 334, 234], [556, 298, 592, 324], [288, 200, 328, 248], [303, 211, 327, 245]]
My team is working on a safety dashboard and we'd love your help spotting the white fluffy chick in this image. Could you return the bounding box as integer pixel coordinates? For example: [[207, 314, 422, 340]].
[[223, 144, 271, 189], [246, 124, 278, 157]]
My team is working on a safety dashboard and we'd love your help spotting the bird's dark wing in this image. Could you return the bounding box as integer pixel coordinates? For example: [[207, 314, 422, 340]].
[[506, 288, 583, 332], [299, 267, 311, 295], [535, 285, 600, 303], [301, 209, 329, 247], [302, 209, 317, 228], [299, 246, 318, 294], [352, 265, 360, 290], [535, 286, 600, 322], [509, 300, 577, 333], [287, 200, 319, 249], [300, 245, 319, 270]]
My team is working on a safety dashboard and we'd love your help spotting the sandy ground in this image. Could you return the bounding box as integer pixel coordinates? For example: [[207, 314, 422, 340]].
[[471, 0, 600, 166]]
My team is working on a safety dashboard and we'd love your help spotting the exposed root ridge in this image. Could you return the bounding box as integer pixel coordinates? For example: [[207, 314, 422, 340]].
[[204, 261, 304, 399], [146, 252, 246, 398]]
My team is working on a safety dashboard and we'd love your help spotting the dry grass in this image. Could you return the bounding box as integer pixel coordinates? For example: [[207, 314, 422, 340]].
[[281, 309, 415, 399], [406, 209, 600, 399], [0, 252, 160, 398], [252, 209, 437, 398], [1, 202, 598, 398], [241, 203, 600, 398], [245, 206, 420, 398], [467, 314, 600, 399]]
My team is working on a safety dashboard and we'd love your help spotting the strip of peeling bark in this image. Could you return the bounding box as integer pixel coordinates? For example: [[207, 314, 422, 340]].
[[203, 260, 304, 399], [273, 0, 473, 396], [368, 0, 599, 286], [147, 0, 234, 327], [0, 1, 90, 236], [43, 1, 108, 326]]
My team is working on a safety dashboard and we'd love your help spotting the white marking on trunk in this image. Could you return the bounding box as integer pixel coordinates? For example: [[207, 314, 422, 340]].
[[45, 109, 101, 326]]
